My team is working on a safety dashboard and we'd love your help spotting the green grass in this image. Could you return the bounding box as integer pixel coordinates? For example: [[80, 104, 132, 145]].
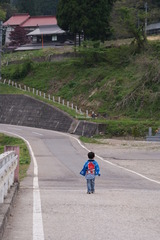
[[103, 119, 160, 139], [0, 83, 84, 118], [79, 136, 101, 144], [2, 42, 160, 138], [1, 46, 73, 66], [0, 133, 30, 180]]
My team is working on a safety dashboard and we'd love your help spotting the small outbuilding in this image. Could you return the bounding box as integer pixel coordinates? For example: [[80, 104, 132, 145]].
[[146, 22, 160, 35]]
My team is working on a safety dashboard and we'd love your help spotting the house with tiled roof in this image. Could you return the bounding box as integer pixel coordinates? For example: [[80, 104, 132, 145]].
[[3, 13, 30, 44], [3, 14, 73, 47]]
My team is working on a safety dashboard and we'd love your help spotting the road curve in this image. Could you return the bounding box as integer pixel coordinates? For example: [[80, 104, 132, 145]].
[[0, 124, 160, 240]]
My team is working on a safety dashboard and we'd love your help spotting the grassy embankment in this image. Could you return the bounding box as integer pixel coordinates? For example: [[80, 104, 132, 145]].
[[1, 41, 160, 138], [0, 133, 30, 180]]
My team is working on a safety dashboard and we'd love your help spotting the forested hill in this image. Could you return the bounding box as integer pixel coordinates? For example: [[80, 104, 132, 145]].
[[1, 0, 160, 20], [0, 0, 58, 17]]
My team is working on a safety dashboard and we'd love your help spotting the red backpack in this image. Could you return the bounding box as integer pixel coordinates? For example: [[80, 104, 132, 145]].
[[86, 162, 95, 175]]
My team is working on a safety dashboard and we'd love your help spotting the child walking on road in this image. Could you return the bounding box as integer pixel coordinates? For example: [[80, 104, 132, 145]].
[[80, 152, 100, 194]]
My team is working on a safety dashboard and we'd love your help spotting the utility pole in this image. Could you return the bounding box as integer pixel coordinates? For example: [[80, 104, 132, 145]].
[[0, 21, 2, 80], [144, 2, 148, 35]]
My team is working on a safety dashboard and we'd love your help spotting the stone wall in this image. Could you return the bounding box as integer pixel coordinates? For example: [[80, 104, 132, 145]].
[[0, 94, 106, 137]]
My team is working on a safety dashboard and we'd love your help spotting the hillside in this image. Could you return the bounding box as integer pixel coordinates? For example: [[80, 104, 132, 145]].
[[1, 41, 160, 138]]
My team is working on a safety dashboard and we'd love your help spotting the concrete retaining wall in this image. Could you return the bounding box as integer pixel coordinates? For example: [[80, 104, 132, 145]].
[[0, 94, 106, 137], [0, 94, 73, 132]]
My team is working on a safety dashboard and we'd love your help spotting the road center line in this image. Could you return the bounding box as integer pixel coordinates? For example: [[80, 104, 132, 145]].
[[25, 127, 160, 186], [8, 127, 22, 131], [32, 132, 43, 136]]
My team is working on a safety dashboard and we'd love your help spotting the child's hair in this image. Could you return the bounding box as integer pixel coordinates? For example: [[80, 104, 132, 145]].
[[88, 152, 95, 159]]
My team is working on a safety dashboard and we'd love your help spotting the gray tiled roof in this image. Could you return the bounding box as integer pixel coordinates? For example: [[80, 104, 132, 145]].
[[27, 25, 65, 36], [146, 22, 160, 31]]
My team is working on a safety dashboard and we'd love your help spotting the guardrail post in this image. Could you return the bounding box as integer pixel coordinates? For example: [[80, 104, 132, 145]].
[[0, 187, 4, 203], [86, 110, 88, 117], [4, 146, 20, 183]]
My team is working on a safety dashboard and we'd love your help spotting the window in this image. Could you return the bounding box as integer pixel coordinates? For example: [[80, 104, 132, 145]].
[[32, 36, 37, 43], [52, 35, 57, 41]]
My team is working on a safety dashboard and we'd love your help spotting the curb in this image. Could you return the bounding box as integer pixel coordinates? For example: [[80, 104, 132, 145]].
[[0, 183, 19, 239]]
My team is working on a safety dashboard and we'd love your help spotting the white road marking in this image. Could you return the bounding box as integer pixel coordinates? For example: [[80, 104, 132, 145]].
[[0, 125, 160, 240], [0, 130, 44, 240], [32, 132, 43, 136], [8, 127, 22, 131], [9, 125, 159, 186], [30, 127, 160, 185], [72, 136, 160, 185]]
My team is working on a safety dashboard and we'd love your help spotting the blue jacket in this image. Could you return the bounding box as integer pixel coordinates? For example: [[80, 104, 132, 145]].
[[80, 160, 100, 179]]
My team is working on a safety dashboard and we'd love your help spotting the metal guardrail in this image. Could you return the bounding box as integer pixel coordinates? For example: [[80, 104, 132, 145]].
[[0, 151, 18, 203]]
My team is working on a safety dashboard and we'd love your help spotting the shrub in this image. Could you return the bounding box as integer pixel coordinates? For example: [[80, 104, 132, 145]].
[[104, 120, 159, 138], [2, 60, 33, 80]]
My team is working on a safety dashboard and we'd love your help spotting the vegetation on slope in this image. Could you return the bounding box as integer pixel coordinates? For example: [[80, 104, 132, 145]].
[[1, 41, 160, 138]]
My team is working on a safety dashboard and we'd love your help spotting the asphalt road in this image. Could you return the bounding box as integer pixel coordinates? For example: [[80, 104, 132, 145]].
[[0, 124, 160, 240]]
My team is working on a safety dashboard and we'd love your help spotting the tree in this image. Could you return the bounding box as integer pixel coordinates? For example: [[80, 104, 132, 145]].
[[57, 0, 82, 45], [0, 5, 6, 20], [111, 0, 149, 50], [82, 0, 115, 41], [9, 25, 28, 46], [120, 6, 147, 50], [57, 0, 115, 44], [34, 0, 58, 15], [1, 3, 17, 20], [16, 0, 58, 16], [16, 0, 35, 15]]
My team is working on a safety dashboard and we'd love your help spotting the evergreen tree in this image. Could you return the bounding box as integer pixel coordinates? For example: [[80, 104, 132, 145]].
[[82, 0, 115, 41], [57, 0, 115, 42], [57, 0, 82, 36], [34, 0, 58, 15], [16, 0, 35, 15], [16, 0, 58, 16]]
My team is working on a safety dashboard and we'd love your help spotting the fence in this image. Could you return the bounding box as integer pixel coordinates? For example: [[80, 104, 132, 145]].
[[0, 150, 18, 203], [1, 79, 92, 118]]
